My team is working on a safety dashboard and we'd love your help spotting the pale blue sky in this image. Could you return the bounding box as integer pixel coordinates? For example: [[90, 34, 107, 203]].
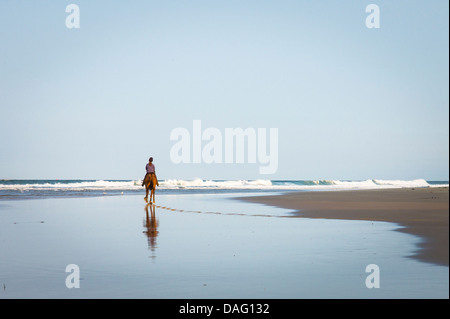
[[0, 0, 448, 180]]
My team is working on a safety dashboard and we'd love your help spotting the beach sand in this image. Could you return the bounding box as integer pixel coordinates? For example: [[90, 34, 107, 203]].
[[240, 187, 449, 266]]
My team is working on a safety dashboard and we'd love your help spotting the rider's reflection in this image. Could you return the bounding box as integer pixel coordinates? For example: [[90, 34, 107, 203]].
[[143, 203, 159, 258]]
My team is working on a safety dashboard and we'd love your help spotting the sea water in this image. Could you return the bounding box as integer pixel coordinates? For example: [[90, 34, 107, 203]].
[[0, 178, 448, 198]]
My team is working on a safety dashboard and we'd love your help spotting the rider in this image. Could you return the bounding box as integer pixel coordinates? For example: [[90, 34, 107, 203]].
[[142, 157, 159, 187]]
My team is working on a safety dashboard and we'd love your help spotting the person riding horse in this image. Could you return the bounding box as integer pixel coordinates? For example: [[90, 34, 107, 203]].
[[142, 157, 159, 202]]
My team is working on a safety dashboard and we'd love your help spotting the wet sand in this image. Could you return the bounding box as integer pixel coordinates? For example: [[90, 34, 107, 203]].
[[0, 193, 448, 298], [241, 187, 449, 266]]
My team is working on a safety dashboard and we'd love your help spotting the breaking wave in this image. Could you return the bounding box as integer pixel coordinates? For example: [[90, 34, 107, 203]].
[[0, 178, 446, 194]]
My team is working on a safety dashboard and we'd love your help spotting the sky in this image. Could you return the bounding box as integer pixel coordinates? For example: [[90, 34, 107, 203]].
[[0, 0, 448, 181]]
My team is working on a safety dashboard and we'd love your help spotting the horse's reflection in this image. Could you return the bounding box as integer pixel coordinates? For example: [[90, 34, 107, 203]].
[[143, 203, 159, 257]]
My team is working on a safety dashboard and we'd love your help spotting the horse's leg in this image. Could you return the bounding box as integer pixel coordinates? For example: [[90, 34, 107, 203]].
[[145, 185, 149, 201], [150, 176, 156, 203]]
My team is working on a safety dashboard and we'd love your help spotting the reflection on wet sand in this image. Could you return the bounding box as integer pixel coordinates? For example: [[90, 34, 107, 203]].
[[154, 204, 287, 218], [141, 201, 284, 259], [143, 203, 159, 257]]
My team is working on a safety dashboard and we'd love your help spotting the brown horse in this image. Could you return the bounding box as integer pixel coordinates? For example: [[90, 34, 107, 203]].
[[143, 173, 158, 203]]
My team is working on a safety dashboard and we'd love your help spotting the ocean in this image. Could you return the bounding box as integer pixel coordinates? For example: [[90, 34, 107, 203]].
[[0, 178, 448, 199]]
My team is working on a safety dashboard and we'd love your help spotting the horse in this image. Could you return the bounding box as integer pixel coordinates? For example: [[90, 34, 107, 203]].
[[143, 173, 158, 203]]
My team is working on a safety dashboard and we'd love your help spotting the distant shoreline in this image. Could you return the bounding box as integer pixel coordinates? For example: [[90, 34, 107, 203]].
[[239, 187, 449, 266]]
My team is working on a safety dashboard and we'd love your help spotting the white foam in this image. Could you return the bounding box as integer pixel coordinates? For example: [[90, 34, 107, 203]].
[[160, 179, 273, 189], [0, 179, 446, 192], [157, 178, 444, 190], [0, 180, 141, 191], [372, 179, 433, 188]]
